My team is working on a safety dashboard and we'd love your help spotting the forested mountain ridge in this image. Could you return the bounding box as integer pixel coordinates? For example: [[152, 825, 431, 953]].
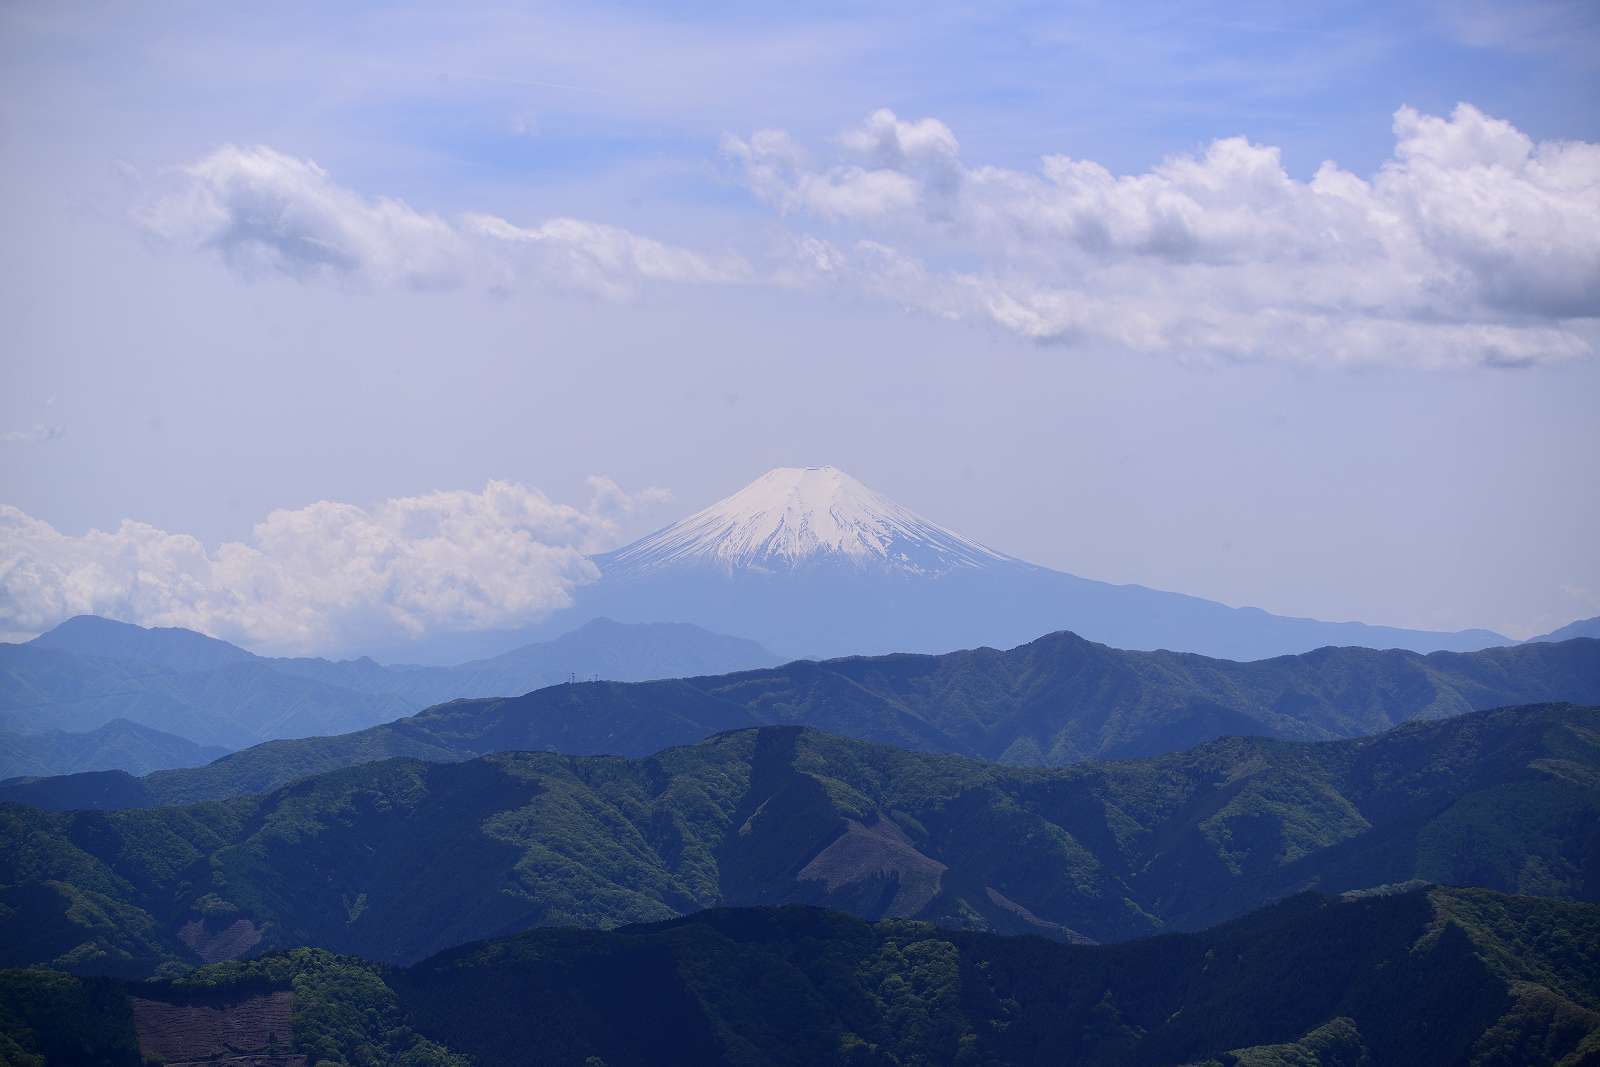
[[9, 630, 1595, 809], [2, 887, 1596, 1065], [1, 703, 1594, 978]]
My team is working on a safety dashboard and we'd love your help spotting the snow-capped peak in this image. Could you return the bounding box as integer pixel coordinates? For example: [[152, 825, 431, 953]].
[[597, 466, 1012, 576]]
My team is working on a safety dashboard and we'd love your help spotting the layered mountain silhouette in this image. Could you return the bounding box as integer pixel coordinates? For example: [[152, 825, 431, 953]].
[[1, 615, 778, 753], [555, 466, 1511, 661], [6, 630, 1596, 810]]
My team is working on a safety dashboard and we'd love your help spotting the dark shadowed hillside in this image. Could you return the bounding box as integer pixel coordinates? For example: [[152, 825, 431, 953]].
[[391, 888, 1600, 1067], [3, 888, 1597, 1065]]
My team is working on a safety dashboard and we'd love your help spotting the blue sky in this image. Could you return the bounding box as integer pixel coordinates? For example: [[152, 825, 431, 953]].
[[1, 0, 1597, 652]]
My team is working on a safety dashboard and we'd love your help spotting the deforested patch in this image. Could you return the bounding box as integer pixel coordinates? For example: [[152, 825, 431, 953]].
[[798, 813, 947, 916], [178, 916, 266, 963], [130, 988, 301, 1064]]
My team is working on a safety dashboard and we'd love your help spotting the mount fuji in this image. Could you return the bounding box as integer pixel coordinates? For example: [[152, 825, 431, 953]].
[[598, 465, 1012, 578], [561, 466, 1507, 661]]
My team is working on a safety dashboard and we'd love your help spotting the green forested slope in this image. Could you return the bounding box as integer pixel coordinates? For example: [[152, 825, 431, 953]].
[[1, 704, 1594, 977]]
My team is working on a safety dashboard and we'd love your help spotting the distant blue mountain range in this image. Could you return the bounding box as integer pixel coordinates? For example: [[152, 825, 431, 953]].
[[0, 718, 228, 780], [1528, 615, 1600, 643], [2, 615, 779, 753]]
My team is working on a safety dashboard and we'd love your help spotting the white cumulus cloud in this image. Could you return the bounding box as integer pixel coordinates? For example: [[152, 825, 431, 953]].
[[135, 108, 1600, 369], [583, 475, 673, 521], [0, 479, 671, 654], [727, 103, 1600, 367], [138, 145, 472, 289]]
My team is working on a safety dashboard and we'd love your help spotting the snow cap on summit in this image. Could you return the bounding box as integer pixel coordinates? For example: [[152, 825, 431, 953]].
[[599, 466, 1011, 575]]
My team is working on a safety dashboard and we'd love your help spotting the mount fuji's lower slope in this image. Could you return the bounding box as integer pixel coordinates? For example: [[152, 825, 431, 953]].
[[573, 556, 1509, 662], [562, 467, 1507, 662]]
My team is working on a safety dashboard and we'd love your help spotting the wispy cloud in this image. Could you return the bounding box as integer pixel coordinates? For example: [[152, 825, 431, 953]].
[[0, 425, 65, 445], [1442, 0, 1600, 63], [136, 144, 743, 299], [466, 213, 749, 297]]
